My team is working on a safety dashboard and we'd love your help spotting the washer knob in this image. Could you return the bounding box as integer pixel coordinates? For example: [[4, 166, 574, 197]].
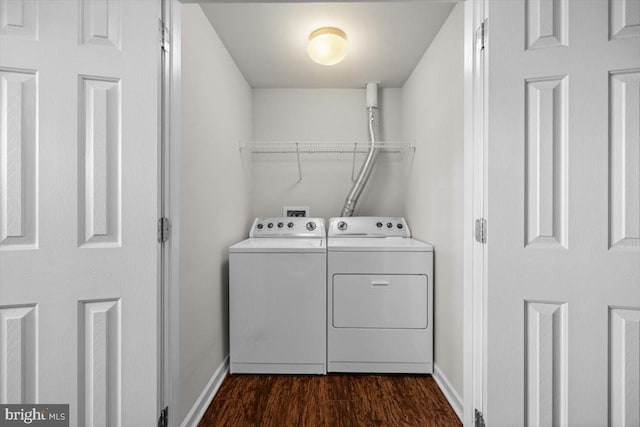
[[387, 222, 393, 228], [277, 222, 284, 228], [337, 221, 348, 231], [397, 223, 403, 229], [376, 222, 383, 228], [306, 222, 316, 231], [287, 222, 294, 228], [267, 223, 274, 229]]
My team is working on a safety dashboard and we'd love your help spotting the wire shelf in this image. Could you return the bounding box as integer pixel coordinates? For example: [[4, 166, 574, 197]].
[[239, 140, 414, 183], [239, 140, 414, 155]]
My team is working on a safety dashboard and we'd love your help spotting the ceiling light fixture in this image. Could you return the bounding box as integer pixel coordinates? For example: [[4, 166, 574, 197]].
[[307, 27, 347, 66]]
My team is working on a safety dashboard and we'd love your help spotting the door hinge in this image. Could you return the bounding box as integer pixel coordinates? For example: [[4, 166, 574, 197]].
[[160, 20, 170, 52], [158, 406, 168, 427], [158, 217, 170, 243], [475, 409, 486, 427], [475, 218, 487, 244], [475, 20, 486, 52]]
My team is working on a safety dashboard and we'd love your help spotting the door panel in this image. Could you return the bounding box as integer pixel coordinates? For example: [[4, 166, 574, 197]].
[[524, 75, 568, 248], [525, 0, 568, 49], [78, 75, 121, 247], [0, 304, 37, 403], [0, 68, 37, 249], [0, 0, 37, 40], [610, 0, 640, 39], [0, 1, 160, 425], [609, 69, 640, 249], [486, 0, 640, 425], [524, 301, 568, 426], [78, 299, 121, 427], [80, 0, 121, 48], [609, 307, 640, 427]]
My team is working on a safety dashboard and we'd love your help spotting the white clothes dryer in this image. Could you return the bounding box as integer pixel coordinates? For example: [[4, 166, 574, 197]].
[[229, 217, 326, 374], [327, 217, 434, 374]]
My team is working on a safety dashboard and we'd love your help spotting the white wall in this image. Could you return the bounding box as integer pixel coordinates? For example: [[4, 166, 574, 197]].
[[179, 4, 252, 422], [402, 3, 464, 396], [251, 88, 409, 219], [177, 2, 464, 417]]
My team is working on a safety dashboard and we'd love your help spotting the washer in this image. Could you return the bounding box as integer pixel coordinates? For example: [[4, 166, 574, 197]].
[[229, 217, 326, 374], [327, 217, 433, 373]]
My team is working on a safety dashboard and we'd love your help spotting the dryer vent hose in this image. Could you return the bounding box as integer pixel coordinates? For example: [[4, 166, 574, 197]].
[[341, 83, 379, 217]]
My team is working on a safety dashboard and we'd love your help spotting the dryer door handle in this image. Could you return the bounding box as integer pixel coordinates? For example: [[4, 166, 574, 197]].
[[370, 280, 391, 287]]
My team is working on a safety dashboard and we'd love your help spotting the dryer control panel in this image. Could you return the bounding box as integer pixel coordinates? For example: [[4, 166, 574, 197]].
[[249, 217, 325, 238], [328, 217, 411, 238]]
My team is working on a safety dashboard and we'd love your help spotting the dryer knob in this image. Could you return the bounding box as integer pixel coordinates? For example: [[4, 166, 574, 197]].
[[257, 224, 264, 230], [376, 222, 383, 228], [387, 222, 393, 228], [267, 223, 274, 228], [287, 222, 294, 228], [337, 221, 348, 231], [306, 222, 316, 231], [277, 222, 284, 228]]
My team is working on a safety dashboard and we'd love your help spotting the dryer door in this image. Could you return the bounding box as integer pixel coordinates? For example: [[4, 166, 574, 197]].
[[332, 274, 428, 329]]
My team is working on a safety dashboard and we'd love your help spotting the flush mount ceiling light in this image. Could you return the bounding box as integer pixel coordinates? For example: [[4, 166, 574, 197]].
[[307, 27, 347, 66]]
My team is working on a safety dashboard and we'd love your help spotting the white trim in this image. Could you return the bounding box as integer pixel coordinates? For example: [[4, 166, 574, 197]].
[[158, 0, 168, 420], [166, 1, 182, 426], [180, 355, 230, 427], [463, 0, 486, 426], [462, 0, 474, 425], [478, 1, 489, 424], [434, 363, 463, 421]]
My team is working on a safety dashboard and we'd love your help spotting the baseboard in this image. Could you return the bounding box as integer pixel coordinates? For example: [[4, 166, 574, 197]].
[[433, 363, 463, 421], [180, 355, 229, 427]]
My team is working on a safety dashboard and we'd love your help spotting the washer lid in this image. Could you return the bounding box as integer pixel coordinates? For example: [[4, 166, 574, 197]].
[[230, 238, 326, 253], [327, 237, 433, 252]]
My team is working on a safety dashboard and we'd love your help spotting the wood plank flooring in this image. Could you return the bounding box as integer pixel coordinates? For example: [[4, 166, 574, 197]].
[[198, 374, 461, 426]]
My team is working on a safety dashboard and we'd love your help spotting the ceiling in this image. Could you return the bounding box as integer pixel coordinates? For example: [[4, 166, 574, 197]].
[[199, 2, 456, 88]]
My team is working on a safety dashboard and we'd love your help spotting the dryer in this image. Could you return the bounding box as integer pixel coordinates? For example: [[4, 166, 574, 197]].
[[327, 217, 433, 373], [229, 217, 326, 374]]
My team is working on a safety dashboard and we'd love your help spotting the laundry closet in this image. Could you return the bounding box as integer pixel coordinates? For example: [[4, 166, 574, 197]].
[[176, 1, 465, 422]]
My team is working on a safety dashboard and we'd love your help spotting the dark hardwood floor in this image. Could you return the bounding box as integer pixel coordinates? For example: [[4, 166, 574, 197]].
[[198, 374, 462, 426]]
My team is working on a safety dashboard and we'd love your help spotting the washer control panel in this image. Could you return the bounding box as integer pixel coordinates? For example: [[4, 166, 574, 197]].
[[250, 217, 325, 238], [328, 217, 411, 237]]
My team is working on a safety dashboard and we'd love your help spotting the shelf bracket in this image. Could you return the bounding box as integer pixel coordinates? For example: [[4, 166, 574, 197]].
[[295, 142, 303, 183], [351, 142, 358, 182]]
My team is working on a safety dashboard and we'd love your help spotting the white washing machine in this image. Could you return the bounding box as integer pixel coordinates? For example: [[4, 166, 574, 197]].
[[229, 217, 326, 374], [327, 217, 433, 373]]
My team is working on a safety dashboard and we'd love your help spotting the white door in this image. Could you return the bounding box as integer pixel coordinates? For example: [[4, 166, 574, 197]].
[[486, 0, 640, 425], [0, 0, 161, 425]]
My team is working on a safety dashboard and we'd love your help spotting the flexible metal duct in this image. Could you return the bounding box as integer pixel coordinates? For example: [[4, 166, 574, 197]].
[[341, 82, 379, 217]]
